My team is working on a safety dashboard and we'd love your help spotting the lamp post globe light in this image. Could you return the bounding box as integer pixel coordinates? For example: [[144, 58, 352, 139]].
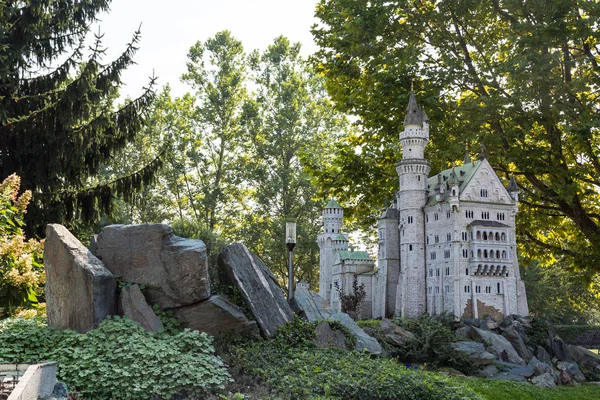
[[285, 221, 297, 299]]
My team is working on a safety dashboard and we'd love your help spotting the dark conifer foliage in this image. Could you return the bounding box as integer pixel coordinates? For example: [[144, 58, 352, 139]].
[[0, 1, 159, 235]]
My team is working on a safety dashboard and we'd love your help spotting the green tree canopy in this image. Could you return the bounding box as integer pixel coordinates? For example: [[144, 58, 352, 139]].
[[312, 0, 600, 274], [0, 0, 158, 235]]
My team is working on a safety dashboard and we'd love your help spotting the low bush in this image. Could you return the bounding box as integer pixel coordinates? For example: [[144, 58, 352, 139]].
[[356, 319, 382, 329], [228, 318, 482, 400], [0, 316, 231, 399], [393, 314, 474, 374], [554, 324, 600, 344]]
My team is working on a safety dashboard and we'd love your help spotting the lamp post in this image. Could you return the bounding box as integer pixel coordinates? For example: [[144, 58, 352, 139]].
[[286, 221, 297, 300]]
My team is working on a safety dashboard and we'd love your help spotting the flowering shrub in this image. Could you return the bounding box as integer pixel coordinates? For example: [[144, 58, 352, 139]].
[[0, 174, 44, 316]]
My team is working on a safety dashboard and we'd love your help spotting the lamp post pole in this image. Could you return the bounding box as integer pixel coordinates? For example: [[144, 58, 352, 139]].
[[286, 221, 297, 300]]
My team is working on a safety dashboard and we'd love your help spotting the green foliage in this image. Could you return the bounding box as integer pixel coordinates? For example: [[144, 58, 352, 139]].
[[0, 175, 44, 316], [0, 1, 158, 234], [271, 316, 318, 350], [522, 260, 600, 324], [356, 319, 382, 329], [524, 317, 553, 347], [151, 304, 182, 335], [0, 317, 231, 399], [554, 325, 600, 344], [312, 0, 600, 274], [393, 314, 474, 373], [334, 275, 366, 319], [231, 343, 481, 400], [460, 377, 600, 400]]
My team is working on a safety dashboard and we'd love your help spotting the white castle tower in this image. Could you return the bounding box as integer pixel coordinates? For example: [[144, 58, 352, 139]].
[[395, 92, 431, 318], [317, 199, 348, 301]]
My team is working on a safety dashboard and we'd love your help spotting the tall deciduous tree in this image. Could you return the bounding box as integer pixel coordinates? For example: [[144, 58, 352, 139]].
[[312, 0, 600, 273], [0, 1, 157, 235], [241, 36, 348, 289], [181, 31, 251, 232]]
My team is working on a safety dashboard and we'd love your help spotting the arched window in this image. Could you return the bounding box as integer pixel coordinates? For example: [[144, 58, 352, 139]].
[[477, 249, 482, 258], [476, 231, 481, 240], [488, 231, 493, 240], [496, 250, 500, 258], [501, 233, 506, 241], [409, 244, 413, 251], [497, 282, 501, 293], [483, 232, 488, 240], [465, 268, 469, 276], [502, 250, 507, 259], [495, 232, 500, 241], [483, 250, 488, 258]]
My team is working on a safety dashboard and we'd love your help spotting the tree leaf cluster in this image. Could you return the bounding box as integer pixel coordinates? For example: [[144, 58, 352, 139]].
[[312, 0, 600, 274], [0, 1, 158, 235]]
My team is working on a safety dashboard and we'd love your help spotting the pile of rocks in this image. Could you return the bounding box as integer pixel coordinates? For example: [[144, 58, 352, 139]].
[[451, 315, 600, 387], [44, 224, 298, 338]]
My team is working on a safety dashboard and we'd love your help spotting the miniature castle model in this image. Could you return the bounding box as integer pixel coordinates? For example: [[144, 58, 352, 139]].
[[318, 92, 529, 320]]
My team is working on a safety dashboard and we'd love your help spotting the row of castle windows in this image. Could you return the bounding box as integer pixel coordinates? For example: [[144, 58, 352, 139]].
[[472, 264, 509, 277], [428, 266, 452, 277], [324, 208, 342, 214], [475, 231, 506, 241], [428, 286, 452, 294], [465, 210, 507, 221], [476, 249, 508, 259], [464, 283, 502, 294]]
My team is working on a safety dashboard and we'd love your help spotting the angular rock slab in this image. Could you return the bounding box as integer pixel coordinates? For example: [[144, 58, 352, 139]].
[[119, 284, 164, 333], [290, 286, 333, 321], [532, 372, 556, 388], [217, 243, 294, 337], [45, 224, 117, 333], [471, 327, 525, 365], [568, 345, 600, 370], [93, 224, 210, 309], [380, 319, 416, 347], [451, 341, 496, 366], [313, 321, 347, 350], [330, 312, 382, 355], [169, 295, 259, 338]]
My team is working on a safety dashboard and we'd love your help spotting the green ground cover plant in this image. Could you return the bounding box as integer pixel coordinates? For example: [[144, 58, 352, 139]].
[[459, 378, 600, 400], [554, 325, 600, 343], [0, 316, 231, 399], [228, 318, 482, 400]]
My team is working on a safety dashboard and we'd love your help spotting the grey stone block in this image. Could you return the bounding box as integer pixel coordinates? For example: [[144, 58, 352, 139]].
[[45, 224, 117, 333]]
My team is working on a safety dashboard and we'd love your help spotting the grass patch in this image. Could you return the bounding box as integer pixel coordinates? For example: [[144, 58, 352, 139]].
[[459, 378, 600, 400], [356, 319, 381, 329]]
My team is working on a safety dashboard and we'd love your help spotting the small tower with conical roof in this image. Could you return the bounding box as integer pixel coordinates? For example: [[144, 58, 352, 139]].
[[396, 92, 431, 318], [317, 199, 348, 300]]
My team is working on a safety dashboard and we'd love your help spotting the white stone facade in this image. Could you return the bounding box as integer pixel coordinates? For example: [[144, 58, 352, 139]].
[[317, 93, 529, 320]]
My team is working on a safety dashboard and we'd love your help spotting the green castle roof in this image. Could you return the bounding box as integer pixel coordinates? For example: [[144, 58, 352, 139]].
[[334, 234, 347, 241], [325, 198, 342, 209], [337, 250, 372, 261]]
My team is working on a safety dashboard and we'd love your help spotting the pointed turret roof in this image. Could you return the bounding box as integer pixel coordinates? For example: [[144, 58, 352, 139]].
[[325, 198, 342, 209], [448, 167, 459, 186], [403, 92, 428, 126], [507, 175, 518, 192]]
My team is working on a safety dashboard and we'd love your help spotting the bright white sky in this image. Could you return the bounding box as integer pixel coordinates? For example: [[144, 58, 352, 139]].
[[92, 0, 320, 100]]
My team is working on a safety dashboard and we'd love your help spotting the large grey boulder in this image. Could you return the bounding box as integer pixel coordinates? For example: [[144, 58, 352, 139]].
[[313, 321, 347, 350], [500, 325, 533, 362], [536, 345, 552, 365], [532, 372, 556, 388], [93, 224, 210, 309], [568, 345, 600, 370], [528, 356, 553, 376], [471, 327, 525, 365], [451, 341, 496, 366], [557, 361, 586, 383], [119, 284, 164, 333], [168, 295, 259, 338], [494, 361, 535, 378], [217, 243, 294, 337], [290, 286, 333, 321], [45, 224, 117, 333], [546, 337, 572, 362], [330, 312, 382, 355], [380, 319, 416, 348]]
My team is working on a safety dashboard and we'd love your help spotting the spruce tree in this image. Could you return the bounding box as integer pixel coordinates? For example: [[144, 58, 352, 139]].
[[0, 1, 159, 235]]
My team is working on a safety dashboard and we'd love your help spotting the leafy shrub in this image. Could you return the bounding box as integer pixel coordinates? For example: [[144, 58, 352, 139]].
[[525, 317, 553, 346], [0, 316, 232, 399], [356, 319, 382, 329], [393, 314, 474, 374], [334, 275, 366, 319], [231, 344, 481, 400], [554, 324, 600, 344], [0, 174, 44, 316]]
